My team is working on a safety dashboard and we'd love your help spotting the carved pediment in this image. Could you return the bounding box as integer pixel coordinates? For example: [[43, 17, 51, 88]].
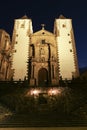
[[32, 29, 54, 36]]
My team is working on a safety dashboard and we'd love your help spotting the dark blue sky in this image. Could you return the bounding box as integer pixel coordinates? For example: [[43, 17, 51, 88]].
[[0, 0, 87, 68]]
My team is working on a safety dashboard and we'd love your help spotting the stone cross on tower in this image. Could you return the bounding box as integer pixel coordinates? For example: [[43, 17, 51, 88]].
[[41, 24, 46, 30]]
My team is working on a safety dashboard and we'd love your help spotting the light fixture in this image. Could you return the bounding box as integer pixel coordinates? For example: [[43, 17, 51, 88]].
[[30, 89, 40, 96], [48, 88, 61, 95]]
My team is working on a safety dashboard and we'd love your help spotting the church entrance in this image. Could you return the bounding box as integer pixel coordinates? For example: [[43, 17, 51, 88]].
[[38, 68, 48, 86]]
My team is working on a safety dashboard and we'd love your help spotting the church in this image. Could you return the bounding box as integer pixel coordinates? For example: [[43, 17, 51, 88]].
[[0, 15, 79, 86]]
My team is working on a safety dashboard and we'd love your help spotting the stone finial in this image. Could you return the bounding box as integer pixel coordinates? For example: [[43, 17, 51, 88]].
[[41, 24, 45, 30]]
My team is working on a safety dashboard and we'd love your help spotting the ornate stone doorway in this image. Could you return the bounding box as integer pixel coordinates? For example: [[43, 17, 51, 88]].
[[38, 68, 48, 86]]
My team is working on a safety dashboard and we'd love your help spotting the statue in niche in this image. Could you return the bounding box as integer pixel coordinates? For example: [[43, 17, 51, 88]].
[[40, 48, 45, 55]]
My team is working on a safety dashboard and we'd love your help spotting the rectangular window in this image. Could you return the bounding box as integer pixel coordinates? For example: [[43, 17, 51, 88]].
[[21, 24, 25, 28], [70, 49, 72, 52], [42, 40, 45, 44], [14, 50, 17, 53], [68, 33, 70, 36]]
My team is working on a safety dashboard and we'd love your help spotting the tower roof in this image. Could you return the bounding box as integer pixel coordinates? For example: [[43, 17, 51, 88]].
[[21, 15, 29, 19], [59, 14, 66, 19]]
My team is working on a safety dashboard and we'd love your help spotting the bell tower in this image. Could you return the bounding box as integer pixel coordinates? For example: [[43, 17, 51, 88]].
[[54, 15, 79, 80], [28, 26, 59, 86], [12, 15, 33, 81]]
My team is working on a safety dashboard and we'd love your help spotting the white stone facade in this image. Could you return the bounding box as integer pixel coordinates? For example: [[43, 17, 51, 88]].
[[12, 15, 33, 81], [11, 15, 79, 85], [54, 15, 79, 80]]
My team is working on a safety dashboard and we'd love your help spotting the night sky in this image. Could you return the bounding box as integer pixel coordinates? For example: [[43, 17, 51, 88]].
[[0, 0, 87, 68]]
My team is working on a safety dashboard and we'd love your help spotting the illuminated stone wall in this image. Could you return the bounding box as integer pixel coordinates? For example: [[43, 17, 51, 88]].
[[0, 29, 12, 80], [12, 15, 33, 81], [54, 15, 79, 80], [11, 15, 79, 84], [29, 29, 59, 86]]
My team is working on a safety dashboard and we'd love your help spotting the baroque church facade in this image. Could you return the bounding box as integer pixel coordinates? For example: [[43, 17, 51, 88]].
[[0, 15, 79, 86], [28, 28, 59, 86]]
